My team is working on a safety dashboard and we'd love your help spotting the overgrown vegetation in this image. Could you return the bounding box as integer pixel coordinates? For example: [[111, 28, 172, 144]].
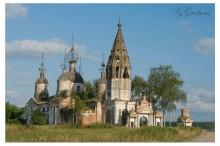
[[6, 124, 202, 142], [30, 109, 47, 125], [5, 102, 26, 124]]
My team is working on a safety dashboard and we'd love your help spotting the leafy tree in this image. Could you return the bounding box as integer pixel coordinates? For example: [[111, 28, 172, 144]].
[[5, 102, 26, 124], [131, 75, 147, 101], [84, 80, 98, 99], [147, 65, 187, 126], [74, 95, 86, 112], [30, 109, 47, 125]]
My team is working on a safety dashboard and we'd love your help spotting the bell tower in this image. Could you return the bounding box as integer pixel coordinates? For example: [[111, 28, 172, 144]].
[[106, 20, 131, 101], [34, 52, 49, 100]]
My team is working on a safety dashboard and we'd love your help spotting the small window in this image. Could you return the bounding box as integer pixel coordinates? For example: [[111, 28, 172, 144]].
[[116, 66, 119, 78], [118, 39, 120, 43], [116, 56, 119, 60], [118, 49, 119, 51]]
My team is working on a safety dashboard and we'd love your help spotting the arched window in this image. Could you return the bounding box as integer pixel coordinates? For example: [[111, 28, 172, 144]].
[[123, 66, 129, 79], [122, 110, 128, 125], [116, 66, 119, 78], [140, 116, 148, 126], [106, 109, 111, 124]]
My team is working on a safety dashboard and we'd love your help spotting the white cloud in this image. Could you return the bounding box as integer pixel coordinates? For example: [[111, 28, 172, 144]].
[[6, 90, 21, 99], [6, 39, 67, 58], [180, 88, 215, 112], [193, 37, 215, 55], [6, 39, 99, 61], [75, 44, 100, 61], [6, 4, 28, 19], [13, 71, 36, 77], [178, 19, 190, 27], [177, 19, 194, 33], [16, 80, 33, 86]]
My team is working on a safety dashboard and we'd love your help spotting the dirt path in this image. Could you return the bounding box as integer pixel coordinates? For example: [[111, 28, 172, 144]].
[[187, 130, 215, 142]]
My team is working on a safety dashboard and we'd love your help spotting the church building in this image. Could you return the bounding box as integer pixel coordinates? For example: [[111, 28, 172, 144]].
[[26, 21, 163, 127]]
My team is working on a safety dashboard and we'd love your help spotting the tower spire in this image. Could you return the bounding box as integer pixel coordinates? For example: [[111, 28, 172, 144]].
[[38, 52, 46, 78], [68, 33, 78, 71], [101, 52, 105, 78], [60, 48, 67, 72], [118, 15, 122, 28], [106, 21, 131, 101], [102, 52, 105, 70], [71, 33, 74, 48]]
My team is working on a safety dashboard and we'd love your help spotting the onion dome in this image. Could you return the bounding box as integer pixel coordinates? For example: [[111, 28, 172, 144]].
[[36, 76, 49, 84], [58, 70, 84, 83], [74, 71, 84, 83]]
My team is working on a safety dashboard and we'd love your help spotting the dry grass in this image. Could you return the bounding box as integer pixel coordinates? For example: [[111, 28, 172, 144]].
[[5, 124, 202, 142]]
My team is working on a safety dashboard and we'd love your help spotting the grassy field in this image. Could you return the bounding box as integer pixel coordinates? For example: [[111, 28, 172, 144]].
[[6, 123, 203, 142]]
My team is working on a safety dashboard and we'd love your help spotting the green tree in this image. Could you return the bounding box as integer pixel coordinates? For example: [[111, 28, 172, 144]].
[[5, 102, 26, 124], [84, 80, 97, 99], [131, 75, 147, 101], [147, 65, 187, 126], [30, 109, 47, 125], [74, 95, 86, 112]]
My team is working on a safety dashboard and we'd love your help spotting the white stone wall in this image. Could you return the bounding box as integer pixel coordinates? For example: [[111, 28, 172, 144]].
[[108, 78, 131, 101], [155, 117, 163, 126], [72, 83, 85, 93], [97, 83, 106, 98], [26, 105, 37, 124], [113, 101, 136, 125], [58, 80, 72, 94], [26, 102, 61, 125], [35, 83, 48, 98], [178, 122, 192, 127]]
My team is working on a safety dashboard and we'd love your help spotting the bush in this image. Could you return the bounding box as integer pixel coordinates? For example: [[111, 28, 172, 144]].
[[5, 102, 26, 125], [30, 109, 47, 125]]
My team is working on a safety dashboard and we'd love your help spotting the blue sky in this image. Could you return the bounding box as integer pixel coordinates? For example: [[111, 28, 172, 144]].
[[5, 3, 215, 122]]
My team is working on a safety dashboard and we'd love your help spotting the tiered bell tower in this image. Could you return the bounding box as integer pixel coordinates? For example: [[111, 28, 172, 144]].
[[106, 20, 131, 101]]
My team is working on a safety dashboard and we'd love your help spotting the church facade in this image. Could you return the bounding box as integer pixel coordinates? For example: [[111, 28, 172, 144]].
[[26, 21, 163, 127]]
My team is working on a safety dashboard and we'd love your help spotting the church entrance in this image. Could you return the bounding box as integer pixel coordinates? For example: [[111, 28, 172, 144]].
[[106, 109, 111, 124], [140, 116, 148, 126], [122, 109, 128, 125]]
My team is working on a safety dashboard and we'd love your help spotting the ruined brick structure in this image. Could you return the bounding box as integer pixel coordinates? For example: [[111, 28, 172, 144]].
[[26, 21, 163, 127], [177, 109, 193, 126]]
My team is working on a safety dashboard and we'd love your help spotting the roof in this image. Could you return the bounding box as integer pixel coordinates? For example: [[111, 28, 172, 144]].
[[106, 22, 131, 79], [155, 111, 163, 118], [74, 71, 84, 83], [58, 70, 84, 84], [36, 77, 49, 84]]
